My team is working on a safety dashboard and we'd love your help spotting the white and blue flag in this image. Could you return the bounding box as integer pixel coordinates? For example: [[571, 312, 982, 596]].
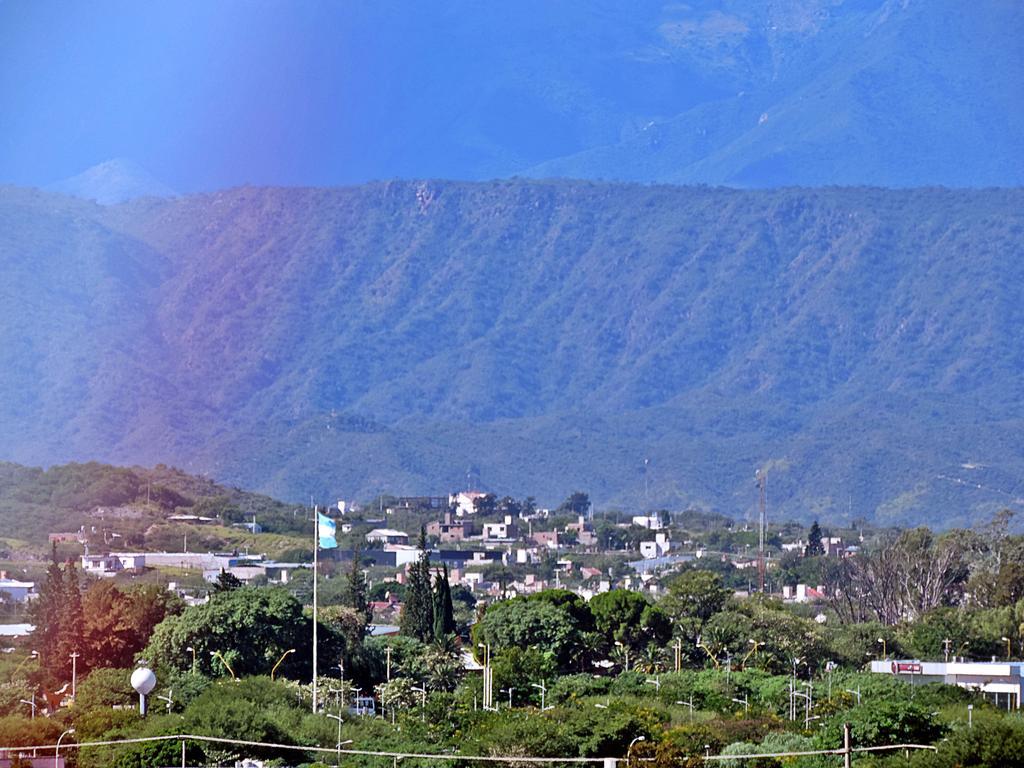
[[317, 511, 337, 549]]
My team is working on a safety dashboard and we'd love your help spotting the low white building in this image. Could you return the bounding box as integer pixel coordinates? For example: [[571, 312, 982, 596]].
[[872, 659, 1024, 710], [81, 553, 146, 577], [482, 516, 517, 541], [0, 577, 34, 603], [366, 528, 409, 545], [640, 532, 671, 559], [632, 515, 665, 531]]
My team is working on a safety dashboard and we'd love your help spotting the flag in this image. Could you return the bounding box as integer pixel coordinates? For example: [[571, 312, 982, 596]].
[[317, 511, 337, 549]]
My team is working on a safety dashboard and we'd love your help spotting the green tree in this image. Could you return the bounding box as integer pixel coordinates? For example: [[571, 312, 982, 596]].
[[144, 587, 324, 679], [81, 582, 183, 672], [400, 528, 434, 642], [590, 590, 670, 654], [472, 493, 498, 516], [344, 546, 372, 626], [806, 521, 825, 556], [433, 564, 456, 641], [212, 570, 243, 593], [818, 700, 944, 749], [662, 570, 731, 625], [473, 597, 580, 670], [558, 491, 591, 516], [29, 550, 85, 682]]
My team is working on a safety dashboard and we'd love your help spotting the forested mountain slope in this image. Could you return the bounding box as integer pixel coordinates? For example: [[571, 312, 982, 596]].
[[1, 181, 1022, 526]]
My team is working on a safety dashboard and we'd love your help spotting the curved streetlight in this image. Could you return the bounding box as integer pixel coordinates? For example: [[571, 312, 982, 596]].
[[1002, 636, 1012, 661], [627, 735, 646, 764], [325, 713, 347, 761], [209, 650, 237, 681], [13, 649, 39, 677], [185, 645, 197, 674], [876, 637, 887, 660], [271, 648, 296, 681], [742, 639, 763, 669], [56, 727, 75, 767], [18, 695, 36, 719]]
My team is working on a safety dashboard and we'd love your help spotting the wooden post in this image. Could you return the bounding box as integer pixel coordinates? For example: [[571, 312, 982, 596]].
[[843, 722, 851, 768]]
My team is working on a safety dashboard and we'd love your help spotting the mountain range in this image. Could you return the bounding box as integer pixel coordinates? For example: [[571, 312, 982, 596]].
[[9, 0, 1021, 194], [1, 180, 1022, 528]]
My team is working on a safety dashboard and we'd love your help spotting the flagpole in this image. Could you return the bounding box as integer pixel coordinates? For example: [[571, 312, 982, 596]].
[[313, 504, 318, 714]]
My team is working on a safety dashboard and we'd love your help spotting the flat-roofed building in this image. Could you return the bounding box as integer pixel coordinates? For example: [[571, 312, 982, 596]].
[[872, 659, 1024, 710]]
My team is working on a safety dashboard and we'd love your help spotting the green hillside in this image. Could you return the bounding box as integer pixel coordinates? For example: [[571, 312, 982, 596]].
[[0, 461, 307, 549], [1, 181, 1022, 527]]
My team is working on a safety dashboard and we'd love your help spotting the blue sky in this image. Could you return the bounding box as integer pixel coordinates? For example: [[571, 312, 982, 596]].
[[0, 1, 459, 191]]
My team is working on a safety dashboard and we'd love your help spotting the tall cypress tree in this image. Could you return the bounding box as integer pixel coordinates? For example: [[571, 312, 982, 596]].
[[30, 544, 64, 680], [433, 563, 455, 640], [806, 521, 825, 556], [346, 545, 372, 627], [57, 560, 84, 679], [400, 527, 434, 642]]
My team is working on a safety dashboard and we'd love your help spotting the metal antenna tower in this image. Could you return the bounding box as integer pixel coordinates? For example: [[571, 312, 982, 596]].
[[757, 468, 767, 593]]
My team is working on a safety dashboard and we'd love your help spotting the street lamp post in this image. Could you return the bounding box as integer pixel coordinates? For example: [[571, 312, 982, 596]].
[[531, 681, 551, 711], [13, 649, 39, 677], [500, 687, 514, 709], [209, 650, 237, 681], [186, 646, 197, 674], [627, 735, 646, 765], [411, 685, 427, 721], [326, 713, 347, 764], [730, 695, 749, 714], [131, 665, 157, 716], [645, 676, 660, 694], [676, 695, 695, 722], [877, 637, 887, 660], [742, 639, 763, 669], [1002, 636, 1012, 661], [271, 648, 296, 681], [478, 643, 493, 710], [18, 694, 35, 719], [156, 689, 174, 713], [56, 727, 75, 767]]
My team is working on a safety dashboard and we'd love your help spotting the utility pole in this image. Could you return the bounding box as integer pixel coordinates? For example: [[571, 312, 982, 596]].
[[756, 468, 767, 593], [69, 651, 79, 699]]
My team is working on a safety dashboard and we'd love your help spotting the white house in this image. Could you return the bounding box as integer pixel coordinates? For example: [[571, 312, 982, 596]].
[[81, 553, 146, 577], [632, 515, 665, 531], [366, 528, 409, 545], [639, 532, 671, 559], [449, 491, 487, 517], [482, 516, 517, 541]]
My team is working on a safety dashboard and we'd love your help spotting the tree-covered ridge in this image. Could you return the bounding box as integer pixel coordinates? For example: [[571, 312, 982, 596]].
[[0, 460, 307, 545], [2, 182, 1023, 525]]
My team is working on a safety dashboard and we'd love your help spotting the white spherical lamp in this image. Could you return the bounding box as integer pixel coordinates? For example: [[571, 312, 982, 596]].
[[131, 666, 157, 715]]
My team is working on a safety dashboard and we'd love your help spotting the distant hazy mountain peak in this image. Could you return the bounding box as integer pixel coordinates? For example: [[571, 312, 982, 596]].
[[47, 158, 176, 205]]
